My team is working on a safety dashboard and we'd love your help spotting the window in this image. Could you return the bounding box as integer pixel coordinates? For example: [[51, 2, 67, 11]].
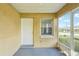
[[40, 17, 53, 38], [73, 9, 79, 54], [58, 7, 79, 56], [58, 13, 71, 47]]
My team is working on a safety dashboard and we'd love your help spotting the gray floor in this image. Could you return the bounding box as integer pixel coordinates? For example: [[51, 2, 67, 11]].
[[14, 46, 66, 56]]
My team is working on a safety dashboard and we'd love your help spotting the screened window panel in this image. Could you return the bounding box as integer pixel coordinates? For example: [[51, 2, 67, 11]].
[[58, 13, 71, 47], [73, 9, 79, 53]]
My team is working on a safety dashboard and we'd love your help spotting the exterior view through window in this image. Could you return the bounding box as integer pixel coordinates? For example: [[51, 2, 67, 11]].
[[58, 8, 79, 55], [73, 9, 79, 54], [58, 13, 71, 47]]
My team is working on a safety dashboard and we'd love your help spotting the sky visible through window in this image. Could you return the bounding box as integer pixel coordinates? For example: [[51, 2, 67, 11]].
[[74, 12, 79, 27], [59, 13, 70, 28], [59, 12, 79, 28]]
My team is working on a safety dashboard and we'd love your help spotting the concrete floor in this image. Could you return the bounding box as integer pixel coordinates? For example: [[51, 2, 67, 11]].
[[14, 46, 66, 56]]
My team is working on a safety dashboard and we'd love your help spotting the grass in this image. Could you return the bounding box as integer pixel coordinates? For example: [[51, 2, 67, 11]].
[[59, 35, 70, 47], [59, 35, 79, 52], [74, 38, 79, 52]]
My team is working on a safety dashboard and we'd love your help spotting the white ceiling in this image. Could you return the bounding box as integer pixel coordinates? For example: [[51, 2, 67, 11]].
[[11, 3, 66, 13]]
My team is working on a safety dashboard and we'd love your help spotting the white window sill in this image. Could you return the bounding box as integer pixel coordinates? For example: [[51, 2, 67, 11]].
[[40, 35, 53, 39]]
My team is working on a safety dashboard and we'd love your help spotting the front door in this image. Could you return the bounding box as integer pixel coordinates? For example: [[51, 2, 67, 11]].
[[21, 18, 33, 45]]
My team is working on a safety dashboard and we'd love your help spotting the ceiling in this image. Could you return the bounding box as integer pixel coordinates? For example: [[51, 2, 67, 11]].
[[11, 3, 66, 13]]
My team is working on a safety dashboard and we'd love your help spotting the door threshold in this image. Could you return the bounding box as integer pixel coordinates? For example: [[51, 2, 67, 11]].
[[21, 45, 33, 48]]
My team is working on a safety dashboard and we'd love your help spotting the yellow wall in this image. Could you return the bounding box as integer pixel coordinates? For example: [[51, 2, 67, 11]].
[[0, 4, 20, 56], [21, 13, 58, 48]]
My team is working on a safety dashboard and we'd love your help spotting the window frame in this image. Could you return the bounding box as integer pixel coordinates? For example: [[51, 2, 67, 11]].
[[40, 17, 53, 38]]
